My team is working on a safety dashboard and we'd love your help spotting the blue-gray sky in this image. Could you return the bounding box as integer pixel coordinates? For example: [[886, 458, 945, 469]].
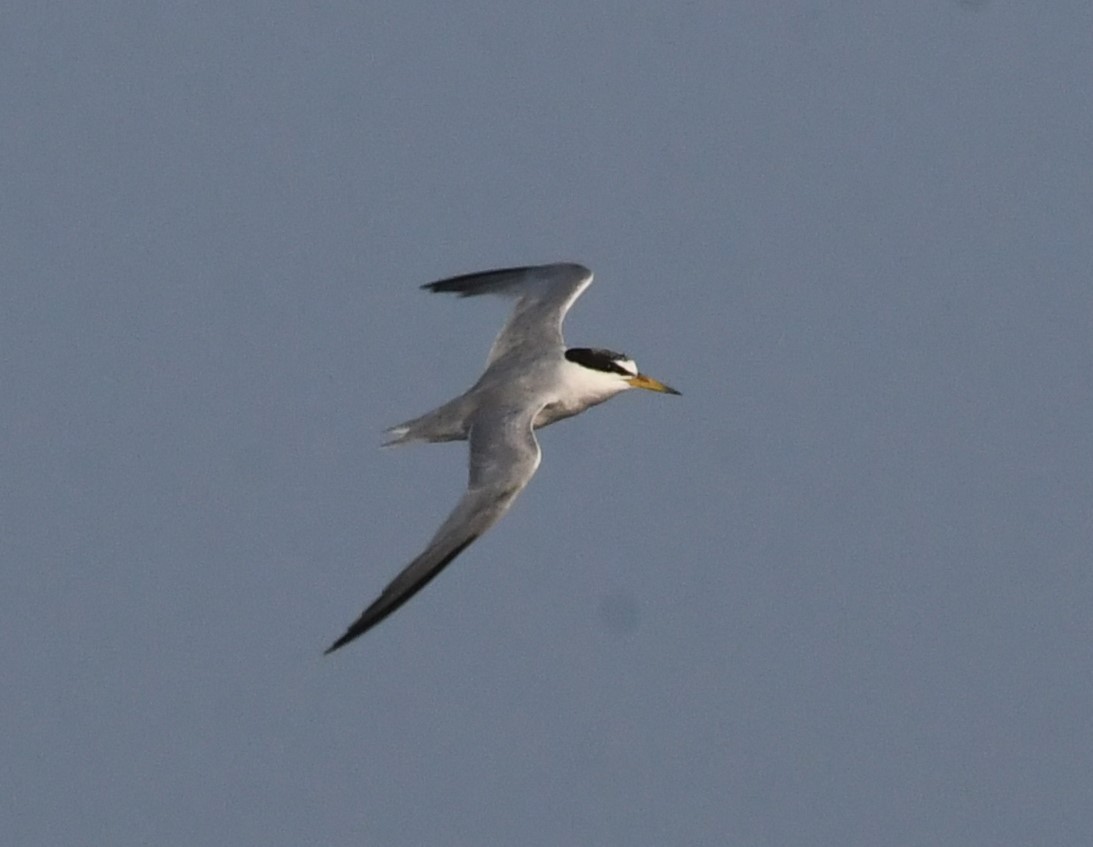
[[4, 2, 1092, 845]]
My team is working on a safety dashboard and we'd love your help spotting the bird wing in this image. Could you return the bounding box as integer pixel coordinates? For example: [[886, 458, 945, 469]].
[[422, 263, 594, 365], [324, 405, 544, 653]]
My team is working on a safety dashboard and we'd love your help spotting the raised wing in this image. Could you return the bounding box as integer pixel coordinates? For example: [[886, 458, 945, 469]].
[[324, 406, 543, 653], [422, 263, 594, 365]]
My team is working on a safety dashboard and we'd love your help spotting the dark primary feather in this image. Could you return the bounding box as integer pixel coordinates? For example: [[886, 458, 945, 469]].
[[323, 536, 479, 654], [422, 263, 590, 297]]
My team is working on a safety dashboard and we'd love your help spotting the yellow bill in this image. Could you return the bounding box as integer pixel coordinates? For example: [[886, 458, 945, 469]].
[[626, 373, 681, 395]]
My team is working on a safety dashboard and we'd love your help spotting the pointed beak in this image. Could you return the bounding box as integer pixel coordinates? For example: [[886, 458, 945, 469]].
[[626, 373, 682, 395]]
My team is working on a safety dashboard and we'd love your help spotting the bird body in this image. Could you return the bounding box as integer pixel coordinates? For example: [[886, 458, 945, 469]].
[[325, 263, 678, 653], [384, 348, 626, 445]]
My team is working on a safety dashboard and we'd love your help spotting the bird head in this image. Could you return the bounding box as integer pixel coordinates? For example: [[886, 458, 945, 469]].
[[563, 347, 681, 399]]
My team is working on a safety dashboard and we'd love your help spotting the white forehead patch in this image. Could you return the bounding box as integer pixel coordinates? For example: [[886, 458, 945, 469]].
[[615, 357, 638, 377]]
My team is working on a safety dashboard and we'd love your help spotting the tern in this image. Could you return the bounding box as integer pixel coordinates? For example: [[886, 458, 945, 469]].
[[324, 263, 679, 653]]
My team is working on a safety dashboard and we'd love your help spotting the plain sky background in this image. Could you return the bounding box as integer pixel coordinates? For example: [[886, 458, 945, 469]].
[[3, 2, 1092, 845]]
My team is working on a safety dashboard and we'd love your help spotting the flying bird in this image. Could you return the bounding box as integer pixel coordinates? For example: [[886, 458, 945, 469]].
[[325, 263, 679, 653]]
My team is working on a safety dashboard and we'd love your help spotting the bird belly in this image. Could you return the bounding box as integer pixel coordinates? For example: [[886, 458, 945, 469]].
[[533, 403, 569, 428], [533, 397, 600, 429]]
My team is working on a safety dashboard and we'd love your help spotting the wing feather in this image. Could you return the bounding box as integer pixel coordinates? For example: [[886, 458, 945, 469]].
[[324, 407, 542, 653], [423, 263, 593, 364]]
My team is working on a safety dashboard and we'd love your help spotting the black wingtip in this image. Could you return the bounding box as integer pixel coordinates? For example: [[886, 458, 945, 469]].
[[420, 279, 473, 296], [323, 624, 363, 655], [419, 265, 545, 297], [321, 620, 373, 651], [323, 638, 343, 656], [323, 535, 482, 656], [324, 612, 377, 654]]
